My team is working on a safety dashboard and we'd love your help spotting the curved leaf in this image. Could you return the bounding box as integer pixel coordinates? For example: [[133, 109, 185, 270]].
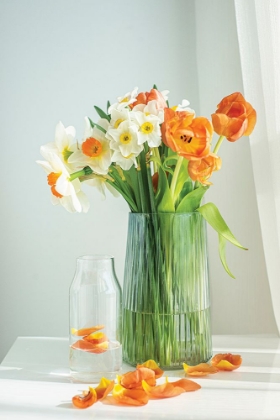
[[94, 105, 110, 121], [176, 186, 209, 213], [197, 202, 247, 249], [218, 234, 235, 278]]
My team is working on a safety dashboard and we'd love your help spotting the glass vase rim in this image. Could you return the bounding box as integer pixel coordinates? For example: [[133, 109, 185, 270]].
[[129, 211, 201, 215], [77, 254, 115, 261]]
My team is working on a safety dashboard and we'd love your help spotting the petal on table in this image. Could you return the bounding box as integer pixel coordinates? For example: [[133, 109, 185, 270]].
[[211, 353, 242, 371], [142, 379, 185, 399], [171, 378, 201, 391], [136, 359, 164, 379], [120, 367, 156, 389], [183, 362, 219, 376], [112, 384, 149, 406], [72, 388, 97, 409], [94, 378, 115, 400]]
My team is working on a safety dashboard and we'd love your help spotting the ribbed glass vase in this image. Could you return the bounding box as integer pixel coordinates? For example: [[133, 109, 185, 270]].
[[122, 212, 212, 369]]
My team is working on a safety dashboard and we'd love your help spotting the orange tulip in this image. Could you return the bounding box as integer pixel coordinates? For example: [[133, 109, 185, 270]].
[[188, 153, 222, 185], [211, 92, 257, 141], [136, 359, 164, 379], [211, 353, 242, 371], [120, 367, 156, 389], [183, 362, 219, 376], [130, 88, 167, 110], [112, 384, 149, 406], [72, 388, 97, 409], [161, 108, 212, 160]]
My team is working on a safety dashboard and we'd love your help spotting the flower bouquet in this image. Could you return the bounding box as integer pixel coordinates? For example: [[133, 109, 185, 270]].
[[37, 86, 256, 367]]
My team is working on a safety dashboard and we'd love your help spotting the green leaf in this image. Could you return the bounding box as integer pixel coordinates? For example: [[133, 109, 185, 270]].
[[88, 117, 107, 134], [219, 234, 235, 278], [173, 159, 189, 203], [94, 105, 110, 121], [156, 167, 175, 212], [197, 202, 247, 250], [107, 100, 111, 113], [176, 186, 209, 213], [197, 202, 247, 278]]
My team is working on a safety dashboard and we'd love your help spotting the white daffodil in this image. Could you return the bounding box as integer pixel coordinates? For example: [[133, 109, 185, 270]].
[[106, 120, 143, 158], [131, 111, 162, 148], [40, 121, 78, 170], [133, 100, 164, 123], [85, 175, 119, 200], [108, 87, 138, 112], [68, 117, 112, 175], [176, 99, 195, 114], [36, 152, 89, 213], [109, 107, 131, 129], [111, 149, 138, 171]]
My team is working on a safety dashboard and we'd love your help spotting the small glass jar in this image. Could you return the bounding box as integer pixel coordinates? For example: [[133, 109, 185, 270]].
[[69, 255, 122, 381]]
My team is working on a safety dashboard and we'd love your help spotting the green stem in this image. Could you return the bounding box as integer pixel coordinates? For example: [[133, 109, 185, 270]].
[[213, 135, 225, 154], [170, 155, 184, 200], [69, 166, 93, 181]]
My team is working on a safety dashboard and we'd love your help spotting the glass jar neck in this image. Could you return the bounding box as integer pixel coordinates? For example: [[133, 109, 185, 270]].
[[75, 255, 115, 274]]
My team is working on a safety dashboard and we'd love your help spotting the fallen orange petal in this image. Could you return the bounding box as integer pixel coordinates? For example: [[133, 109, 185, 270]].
[[142, 378, 185, 399], [71, 325, 105, 336], [112, 384, 149, 406], [183, 362, 219, 376], [94, 378, 115, 401], [137, 359, 164, 379], [211, 353, 242, 371], [72, 388, 97, 409], [171, 378, 201, 391], [120, 367, 156, 389]]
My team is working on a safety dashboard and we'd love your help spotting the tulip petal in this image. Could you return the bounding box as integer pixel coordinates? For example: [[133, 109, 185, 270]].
[[183, 362, 219, 376], [94, 378, 115, 400], [136, 359, 164, 379], [120, 367, 156, 389], [72, 388, 97, 409], [112, 384, 149, 406], [211, 353, 242, 371], [71, 339, 108, 353], [171, 378, 201, 391], [142, 379, 185, 399], [71, 325, 105, 336]]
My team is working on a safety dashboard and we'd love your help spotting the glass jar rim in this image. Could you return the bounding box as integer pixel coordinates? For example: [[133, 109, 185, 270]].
[[77, 255, 114, 261]]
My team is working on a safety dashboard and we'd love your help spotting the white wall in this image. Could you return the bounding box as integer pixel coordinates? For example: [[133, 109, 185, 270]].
[[195, 0, 277, 334], [0, 0, 277, 362]]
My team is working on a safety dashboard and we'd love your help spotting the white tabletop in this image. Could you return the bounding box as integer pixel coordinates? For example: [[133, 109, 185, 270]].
[[0, 335, 280, 419]]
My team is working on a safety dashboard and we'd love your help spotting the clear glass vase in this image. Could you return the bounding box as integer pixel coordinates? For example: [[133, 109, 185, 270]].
[[122, 212, 212, 369], [69, 255, 122, 381]]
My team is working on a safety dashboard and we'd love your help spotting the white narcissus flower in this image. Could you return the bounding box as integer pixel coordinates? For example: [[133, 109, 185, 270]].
[[108, 87, 138, 112], [68, 117, 111, 175], [131, 111, 162, 148], [111, 149, 138, 171], [41, 121, 78, 170], [85, 175, 119, 200], [133, 100, 164, 123], [176, 99, 195, 114], [106, 120, 143, 158], [36, 152, 89, 213], [109, 108, 131, 129]]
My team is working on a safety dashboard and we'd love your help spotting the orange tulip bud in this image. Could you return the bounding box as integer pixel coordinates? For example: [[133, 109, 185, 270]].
[[188, 153, 222, 185], [211, 92, 256, 141]]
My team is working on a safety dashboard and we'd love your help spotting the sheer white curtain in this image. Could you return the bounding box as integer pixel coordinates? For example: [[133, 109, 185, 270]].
[[235, 0, 280, 334]]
